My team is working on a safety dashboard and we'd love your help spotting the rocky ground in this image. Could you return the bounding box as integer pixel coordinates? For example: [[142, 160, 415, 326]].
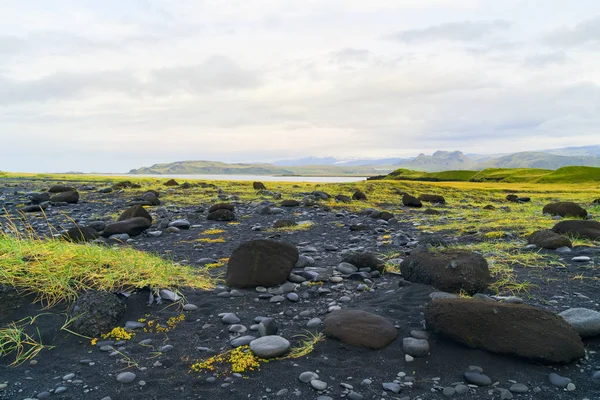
[[0, 177, 599, 400]]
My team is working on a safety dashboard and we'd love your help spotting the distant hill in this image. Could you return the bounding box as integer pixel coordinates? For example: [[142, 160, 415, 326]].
[[128, 160, 395, 176], [395, 151, 476, 171], [272, 156, 408, 167], [385, 166, 600, 183], [477, 151, 600, 169]]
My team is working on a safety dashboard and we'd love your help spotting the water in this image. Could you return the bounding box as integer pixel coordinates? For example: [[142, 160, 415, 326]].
[[93, 173, 368, 183]]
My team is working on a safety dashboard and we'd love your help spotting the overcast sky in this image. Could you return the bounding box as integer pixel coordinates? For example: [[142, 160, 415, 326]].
[[1, 0, 599, 173]]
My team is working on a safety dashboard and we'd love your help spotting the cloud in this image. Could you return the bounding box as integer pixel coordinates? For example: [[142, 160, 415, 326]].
[[524, 52, 568, 67], [542, 16, 600, 47], [0, 56, 261, 104], [329, 48, 372, 64], [386, 20, 512, 43]]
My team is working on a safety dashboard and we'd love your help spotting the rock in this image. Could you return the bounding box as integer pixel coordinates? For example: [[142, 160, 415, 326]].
[[543, 202, 587, 218], [307, 318, 322, 328], [168, 219, 191, 230], [509, 383, 529, 393], [48, 185, 75, 193], [273, 219, 297, 229], [20, 204, 48, 213], [552, 220, 600, 240], [249, 336, 290, 358], [299, 371, 319, 383], [382, 382, 401, 393], [112, 180, 141, 190], [50, 191, 79, 204], [423, 208, 441, 215], [253, 182, 267, 190], [159, 289, 181, 302], [116, 372, 136, 383], [425, 298, 585, 363], [572, 256, 591, 262], [548, 373, 571, 388], [207, 209, 236, 221], [101, 217, 151, 238], [352, 191, 367, 201], [222, 313, 241, 324], [464, 371, 491, 386], [281, 199, 300, 207], [141, 192, 160, 206], [226, 240, 299, 288], [402, 194, 422, 208], [208, 203, 235, 213], [527, 230, 572, 249], [258, 318, 278, 336], [418, 194, 446, 204], [335, 194, 351, 203], [69, 291, 126, 337], [558, 308, 600, 338], [400, 249, 490, 295], [337, 262, 358, 275], [341, 251, 385, 273], [231, 335, 256, 347], [164, 179, 179, 187], [506, 194, 519, 202], [402, 337, 429, 357], [62, 226, 98, 243], [27, 192, 51, 204], [311, 380, 328, 391], [118, 205, 152, 223], [324, 310, 397, 349]]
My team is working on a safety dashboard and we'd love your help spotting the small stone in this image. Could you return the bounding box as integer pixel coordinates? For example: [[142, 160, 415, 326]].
[[159, 289, 181, 302], [405, 354, 414, 362], [464, 371, 492, 386], [222, 313, 240, 324], [299, 371, 319, 383], [287, 292, 299, 302], [258, 318, 278, 336], [249, 336, 290, 358], [402, 337, 429, 357], [566, 383, 576, 391], [443, 387, 455, 397], [455, 384, 469, 394], [509, 383, 528, 393], [572, 256, 591, 262], [230, 335, 257, 347], [183, 304, 198, 311], [548, 373, 571, 388], [382, 382, 401, 393], [307, 318, 322, 328], [311, 380, 328, 391], [62, 373, 75, 380], [116, 372, 136, 383]]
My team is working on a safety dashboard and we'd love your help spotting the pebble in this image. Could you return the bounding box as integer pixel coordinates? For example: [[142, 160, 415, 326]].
[[183, 304, 198, 311], [455, 384, 469, 394], [125, 321, 145, 330], [258, 318, 278, 336], [269, 295, 285, 303], [311, 380, 328, 390], [572, 256, 591, 262], [62, 373, 75, 380], [402, 337, 430, 357], [382, 382, 401, 393], [558, 308, 600, 337], [463, 371, 492, 386], [509, 383, 528, 393], [548, 372, 571, 388], [287, 292, 299, 302], [36, 392, 51, 399], [159, 289, 181, 302], [307, 318, 322, 328], [221, 313, 241, 324], [442, 387, 455, 396], [249, 336, 290, 358], [347, 391, 364, 400], [116, 372, 136, 383], [299, 371, 319, 383], [231, 335, 256, 347]]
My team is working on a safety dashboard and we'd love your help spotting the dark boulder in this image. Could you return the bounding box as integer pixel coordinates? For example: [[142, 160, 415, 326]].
[[48, 185, 75, 193], [180, 182, 191, 189], [208, 203, 235, 213], [543, 202, 587, 218], [400, 249, 490, 295], [141, 191, 160, 206], [341, 251, 385, 273], [20, 204, 48, 213], [324, 310, 397, 350], [62, 226, 98, 243], [50, 191, 79, 204], [164, 179, 179, 187], [68, 291, 126, 337], [112, 181, 141, 190], [423, 208, 441, 215], [425, 298, 585, 363], [311, 191, 331, 200], [352, 191, 367, 201], [528, 229, 572, 249], [380, 211, 394, 221], [226, 240, 299, 288], [101, 217, 151, 237], [207, 209, 235, 221], [118, 205, 152, 223], [273, 219, 297, 229], [506, 194, 519, 202], [402, 194, 422, 208], [552, 220, 600, 241], [418, 194, 446, 204], [253, 182, 267, 190], [281, 199, 301, 207], [335, 194, 351, 203], [27, 193, 50, 204], [483, 205, 496, 210]]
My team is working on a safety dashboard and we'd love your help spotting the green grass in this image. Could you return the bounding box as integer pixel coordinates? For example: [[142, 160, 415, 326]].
[[536, 166, 600, 183], [0, 316, 54, 366], [385, 169, 477, 182], [0, 231, 215, 307]]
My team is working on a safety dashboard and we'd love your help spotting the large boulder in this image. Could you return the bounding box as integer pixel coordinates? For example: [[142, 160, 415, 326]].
[[208, 203, 234, 213], [253, 182, 267, 190], [226, 240, 299, 288], [118, 205, 152, 223], [543, 202, 587, 218], [273, 219, 297, 229], [341, 251, 385, 273], [101, 217, 151, 238], [402, 194, 422, 208], [62, 226, 99, 243], [528, 229, 572, 249], [335, 194, 351, 203], [400, 249, 490, 295], [281, 199, 300, 207], [112, 181, 141, 190], [68, 291, 126, 337], [552, 220, 600, 241], [164, 179, 179, 187], [27, 192, 50, 204], [418, 194, 446, 204], [48, 185, 75, 193], [324, 310, 397, 349], [50, 190, 79, 204], [141, 192, 160, 206], [352, 191, 367, 201], [207, 209, 235, 221], [425, 298, 585, 363]]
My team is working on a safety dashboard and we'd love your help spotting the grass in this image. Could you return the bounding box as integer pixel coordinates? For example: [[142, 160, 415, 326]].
[[0, 316, 54, 366], [0, 230, 215, 307]]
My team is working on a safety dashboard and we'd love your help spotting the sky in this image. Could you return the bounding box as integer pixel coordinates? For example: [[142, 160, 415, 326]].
[[1, 0, 599, 173]]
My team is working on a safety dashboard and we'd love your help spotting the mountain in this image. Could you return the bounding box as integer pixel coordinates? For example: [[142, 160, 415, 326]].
[[395, 151, 476, 172], [477, 151, 600, 169], [272, 156, 409, 167], [273, 157, 337, 166], [128, 160, 395, 176], [543, 145, 600, 157]]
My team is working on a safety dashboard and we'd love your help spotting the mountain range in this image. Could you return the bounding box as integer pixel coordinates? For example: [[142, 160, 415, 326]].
[[129, 145, 600, 175]]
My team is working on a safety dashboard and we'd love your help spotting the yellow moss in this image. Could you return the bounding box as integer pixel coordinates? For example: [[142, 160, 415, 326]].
[[190, 345, 265, 376], [101, 327, 134, 341], [201, 229, 225, 235], [196, 237, 226, 243], [484, 231, 506, 239]]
